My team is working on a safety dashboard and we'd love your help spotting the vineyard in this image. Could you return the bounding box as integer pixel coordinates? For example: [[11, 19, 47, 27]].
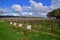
[[0, 18, 60, 40]]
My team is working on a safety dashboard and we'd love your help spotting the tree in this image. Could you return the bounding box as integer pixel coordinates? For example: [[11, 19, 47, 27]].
[[47, 8, 60, 19], [47, 8, 60, 29]]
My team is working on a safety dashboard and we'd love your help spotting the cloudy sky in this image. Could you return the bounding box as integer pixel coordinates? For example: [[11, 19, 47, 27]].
[[0, 0, 60, 17]]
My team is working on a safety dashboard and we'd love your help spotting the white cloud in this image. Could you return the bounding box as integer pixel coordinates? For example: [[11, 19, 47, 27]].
[[22, 12, 34, 16], [3, 14, 9, 15], [31, 0, 49, 13], [12, 4, 22, 12], [0, 8, 8, 14], [29, 0, 49, 17], [0, 14, 9, 16], [0, 0, 60, 17], [24, 0, 60, 17], [22, 12, 33, 16], [12, 13, 19, 16], [22, 0, 49, 17], [23, 12, 28, 16], [50, 0, 60, 9], [29, 12, 33, 15], [23, 6, 32, 12]]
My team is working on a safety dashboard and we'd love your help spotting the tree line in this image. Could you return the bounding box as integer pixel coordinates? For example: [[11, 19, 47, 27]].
[[47, 8, 60, 19]]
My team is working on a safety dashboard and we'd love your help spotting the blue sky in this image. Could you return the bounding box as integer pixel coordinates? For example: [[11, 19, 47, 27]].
[[0, 0, 51, 7], [0, 0, 60, 17]]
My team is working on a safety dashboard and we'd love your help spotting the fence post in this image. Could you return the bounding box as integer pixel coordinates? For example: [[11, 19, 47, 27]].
[[17, 25, 20, 33], [42, 19, 44, 27], [37, 20, 39, 25], [41, 19, 44, 32], [26, 26, 28, 39], [51, 19, 54, 33], [32, 20, 34, 29], [10, 22, 13, 29], [58, 19, 60, 29]]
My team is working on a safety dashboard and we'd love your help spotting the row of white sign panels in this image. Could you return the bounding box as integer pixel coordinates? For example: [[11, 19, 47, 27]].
[[10, 22, 31, 29]]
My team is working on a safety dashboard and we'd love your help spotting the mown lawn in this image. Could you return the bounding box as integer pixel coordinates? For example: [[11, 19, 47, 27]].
[[0, 21, 60, 40]]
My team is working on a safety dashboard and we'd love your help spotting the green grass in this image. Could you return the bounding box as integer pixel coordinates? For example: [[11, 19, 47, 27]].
[[0, 21, 60, 40]]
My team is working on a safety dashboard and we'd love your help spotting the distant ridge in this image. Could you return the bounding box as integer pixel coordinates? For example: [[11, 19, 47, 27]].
[[0, 16, 44, 18], [0, 16, 27, 18]]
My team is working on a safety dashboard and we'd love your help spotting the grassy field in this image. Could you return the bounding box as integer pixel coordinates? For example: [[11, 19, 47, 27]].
[[0, 21, 60, 40]]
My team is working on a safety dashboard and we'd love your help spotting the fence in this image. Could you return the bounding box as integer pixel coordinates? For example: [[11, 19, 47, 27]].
[[0, 18, 60, 33], [24, 18, 60, 33]]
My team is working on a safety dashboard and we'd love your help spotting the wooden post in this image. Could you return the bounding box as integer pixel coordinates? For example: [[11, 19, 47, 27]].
[[26, 28, 28, 40], [18, 25, 20, 32], [58, 20, 60, 29], [13, 23, 16, 27], [37, 20, 38, 25], [33, 20, 34, 29], [42, 19, 44, 27], [26, 27, 28, 38], [51, 19, 54, 33], [41, 19, 44, 32], [25, 17, 29, 38], [10, 24, 13, 28], [10, 22, 13, 28], [18, 24, 22, 32], [26, 25, 31, 38]]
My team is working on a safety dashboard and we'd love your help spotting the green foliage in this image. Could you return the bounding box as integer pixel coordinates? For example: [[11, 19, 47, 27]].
[[47, 8, 60, 19]]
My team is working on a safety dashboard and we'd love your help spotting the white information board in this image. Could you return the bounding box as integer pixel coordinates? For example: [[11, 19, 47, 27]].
[[14, 23, 17, 26], [10, 22, 13, 25], [18, 24, 22, 27], [27, 25, 31, 29]]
